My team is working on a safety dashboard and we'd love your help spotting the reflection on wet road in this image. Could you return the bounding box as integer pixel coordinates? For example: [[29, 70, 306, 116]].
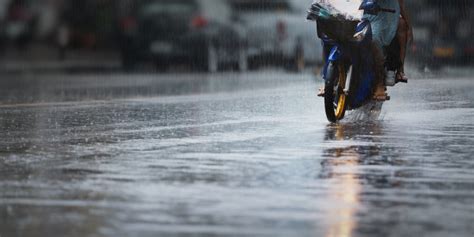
[[1, 74, 473, 237]]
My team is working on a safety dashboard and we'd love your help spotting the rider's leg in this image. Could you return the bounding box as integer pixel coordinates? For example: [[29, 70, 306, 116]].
[[369, 17, 390, 100], [397, 17, 409, 81], [371, 41, 388, 100]]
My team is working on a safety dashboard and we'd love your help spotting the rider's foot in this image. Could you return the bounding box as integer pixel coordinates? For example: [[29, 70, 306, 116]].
[[373, 85, 389, 101], [317, 87, 325, 97], [396, 71, 408, 83], [373, 93, 390, 101]]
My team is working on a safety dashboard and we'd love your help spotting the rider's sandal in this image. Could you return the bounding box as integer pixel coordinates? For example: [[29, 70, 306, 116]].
[[317, 87, 325, 97], [373, 93, 390, 101], [396, 72, 408, 84]]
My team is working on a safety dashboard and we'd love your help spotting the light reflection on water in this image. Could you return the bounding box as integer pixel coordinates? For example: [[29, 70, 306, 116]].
[[324, 149, 360, 237], [322, 122, 383, 237]]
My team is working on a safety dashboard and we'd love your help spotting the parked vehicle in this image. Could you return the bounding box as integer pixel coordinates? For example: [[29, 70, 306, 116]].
[[3, 0, 37, 50], [229, 0, 323, 71], [407, 0, 473, 68], [118, 0, 248, 72], [62, 0, 117, 50], [416, 24, 474, 69]]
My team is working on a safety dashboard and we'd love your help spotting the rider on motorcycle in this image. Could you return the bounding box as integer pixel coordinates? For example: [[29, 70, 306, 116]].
[[371, 0, 412, 100], [318, 0, 413, 100], [370, 0, 400, 100]]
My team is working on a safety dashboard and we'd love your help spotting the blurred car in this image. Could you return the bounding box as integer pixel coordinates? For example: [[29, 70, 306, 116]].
[[229, 0, 323, 71], [418, 20, 473, 69], [408, 0, 473, 68], [2, 0, 37, 49], [456, 15, 474, 64], [118, 0, 248, 72]]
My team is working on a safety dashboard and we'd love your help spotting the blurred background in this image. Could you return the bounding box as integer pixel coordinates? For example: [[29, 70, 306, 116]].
[[0, 0, 471, 74], [1, 2, 474, 236]]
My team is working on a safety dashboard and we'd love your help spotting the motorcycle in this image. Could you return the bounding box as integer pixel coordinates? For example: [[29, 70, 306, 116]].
[[307, 0, 404, 122]]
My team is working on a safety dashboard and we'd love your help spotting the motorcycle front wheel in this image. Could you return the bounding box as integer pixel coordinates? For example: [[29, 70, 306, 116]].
[[324, 62, 348, 122]]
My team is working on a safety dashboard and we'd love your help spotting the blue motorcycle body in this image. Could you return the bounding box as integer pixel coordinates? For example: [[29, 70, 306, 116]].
[[321, 19, 375, 109]]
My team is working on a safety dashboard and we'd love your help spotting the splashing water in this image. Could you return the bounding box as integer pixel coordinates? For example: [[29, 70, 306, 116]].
[[345, 101, 385, 122]]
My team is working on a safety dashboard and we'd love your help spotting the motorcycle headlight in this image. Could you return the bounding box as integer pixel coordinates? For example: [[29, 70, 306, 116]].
[[353, 25, 369, 42]]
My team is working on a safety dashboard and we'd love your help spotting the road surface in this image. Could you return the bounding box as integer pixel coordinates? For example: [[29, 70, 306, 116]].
[[1, 71, 473, 237]]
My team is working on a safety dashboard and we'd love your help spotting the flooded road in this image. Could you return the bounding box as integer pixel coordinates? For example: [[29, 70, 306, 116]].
[[1, 73, 473, 237]]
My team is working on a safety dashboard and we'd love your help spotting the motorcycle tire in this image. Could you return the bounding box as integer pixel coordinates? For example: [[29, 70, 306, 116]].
[[324, 62, 347, 122]]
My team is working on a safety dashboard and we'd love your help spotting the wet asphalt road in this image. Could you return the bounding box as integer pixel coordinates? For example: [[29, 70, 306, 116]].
[[0, 71, 474, 237]]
